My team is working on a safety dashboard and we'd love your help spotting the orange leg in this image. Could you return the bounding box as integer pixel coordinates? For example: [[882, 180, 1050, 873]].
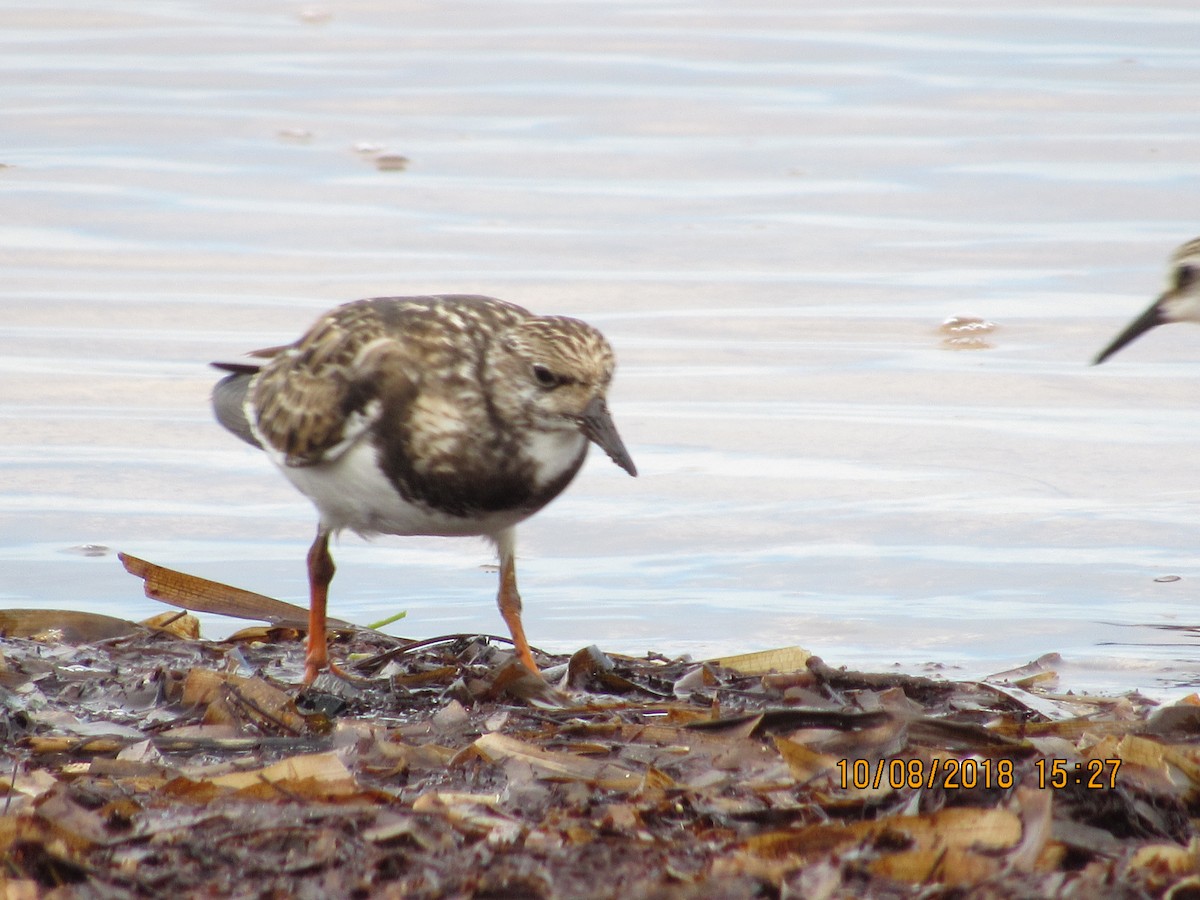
[[304, 527, 336, 684], [496, 539, 540, 676]]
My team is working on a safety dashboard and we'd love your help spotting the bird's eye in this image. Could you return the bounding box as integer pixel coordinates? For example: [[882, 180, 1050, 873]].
[[532, 364, 559, 388], [1176, 264, 1196, 292]]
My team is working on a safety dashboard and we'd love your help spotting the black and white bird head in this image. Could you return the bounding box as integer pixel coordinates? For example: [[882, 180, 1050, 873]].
[[1094, 237, 1200, 365]]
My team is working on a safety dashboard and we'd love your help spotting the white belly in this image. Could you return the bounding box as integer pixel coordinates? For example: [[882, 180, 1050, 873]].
[[274, 440, 528, 538]]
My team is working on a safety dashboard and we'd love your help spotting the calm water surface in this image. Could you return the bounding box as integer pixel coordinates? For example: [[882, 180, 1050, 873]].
[[4, 1, 1200, 697]]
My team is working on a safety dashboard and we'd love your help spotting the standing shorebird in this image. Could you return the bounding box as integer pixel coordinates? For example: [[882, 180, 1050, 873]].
[[1094, 237, 1200, 364], [212, 295, 637, 683]]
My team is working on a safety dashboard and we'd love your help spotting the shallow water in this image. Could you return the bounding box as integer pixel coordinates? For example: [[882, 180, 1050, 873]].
[[4, 1, 1200, 697]]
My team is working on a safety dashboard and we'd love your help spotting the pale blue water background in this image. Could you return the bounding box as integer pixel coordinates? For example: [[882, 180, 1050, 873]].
[[4, 1, 1200, 696]]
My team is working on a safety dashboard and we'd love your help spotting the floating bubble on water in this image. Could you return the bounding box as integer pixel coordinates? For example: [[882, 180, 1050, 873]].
[[297, 7, 332, 24], [938, 315, 996, 350], [62, 544, 110, 557], [277, 127, 314, 143], [374, 153, 410, 172], [1154, 575, 1182, 583]]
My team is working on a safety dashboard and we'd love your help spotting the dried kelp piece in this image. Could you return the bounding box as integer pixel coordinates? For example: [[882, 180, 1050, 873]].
[[743, 806, 1023, 889], [988, 652, 1063, 687], [884, 806, 1023, 852], [139, 611, 200, 640], [2, 790, 100, 888], [904, 714, 1035, 755], [119, 552, 352, 629], [179, 669, 308, 735], [1125, 843, 1200, 893], [686, 712, 766, 739], [1007, 785, 1052, 872], [224, 624, 305, 645], [710, 646, 812, 675], [1141, 702, 1200, 738], [0, 609, 143, 643], [471, 733, 641, 792], [807, 655, 959, 703], [362, 812, 457, 851], [472, 658, 573, 708], [350, 632, 535, 678], [673, 663, 720, 696], [22, 736, 136, 757], [710, 707, 896, 737], [33, 783, 113, 848], [411, 791, 523, 843], [0, 767, 58, 808], [980, 679, 1087, 721], [204, 751, 356, 795], [773, 735, 840, 783], [564, 645, 670, 697], [152, 733, 332, 756]]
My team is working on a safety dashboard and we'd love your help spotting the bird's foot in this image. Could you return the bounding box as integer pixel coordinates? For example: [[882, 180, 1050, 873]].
[[302, 653, 360, 686]]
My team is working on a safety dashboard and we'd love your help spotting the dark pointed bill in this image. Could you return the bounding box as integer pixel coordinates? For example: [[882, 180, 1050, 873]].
[[1093, 295, 1166, 365], [580, 395, 637, 477]]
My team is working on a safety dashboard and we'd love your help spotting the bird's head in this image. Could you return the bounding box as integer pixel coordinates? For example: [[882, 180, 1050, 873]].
[[499, 316, 637, 476], [1094, 237, 1200, 365]]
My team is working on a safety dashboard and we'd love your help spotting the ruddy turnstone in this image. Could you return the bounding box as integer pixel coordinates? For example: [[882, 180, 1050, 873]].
[[212, 295, 637, 683], [1094, 237, 1200, 364]]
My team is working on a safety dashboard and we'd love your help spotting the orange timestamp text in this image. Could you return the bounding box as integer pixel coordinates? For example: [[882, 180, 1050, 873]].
[[1032, 757, 1122, 790], [835, 757, 1122, 791]]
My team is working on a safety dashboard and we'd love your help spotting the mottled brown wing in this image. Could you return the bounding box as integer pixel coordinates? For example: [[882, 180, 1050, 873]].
[[249, 301, 417, 467]]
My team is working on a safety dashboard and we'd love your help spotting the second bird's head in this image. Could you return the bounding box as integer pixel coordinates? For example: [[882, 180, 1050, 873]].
[[1094, 238, 1200, 365]]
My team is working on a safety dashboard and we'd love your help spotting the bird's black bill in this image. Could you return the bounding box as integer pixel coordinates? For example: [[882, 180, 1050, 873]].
[[580, 396, 637, 477], [1093, 296, 1166, 365]]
